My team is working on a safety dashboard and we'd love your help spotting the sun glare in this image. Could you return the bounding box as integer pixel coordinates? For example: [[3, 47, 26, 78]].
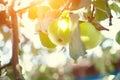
[[58, 19, 69, 31], [80, 36, 90, 42]]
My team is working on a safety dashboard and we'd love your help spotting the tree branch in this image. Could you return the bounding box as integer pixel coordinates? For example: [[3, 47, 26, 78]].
[[0, 62, 11, 71], [105, 0, 113, 26], [15, 0, 44, 13], [8, 0, 22, 80]]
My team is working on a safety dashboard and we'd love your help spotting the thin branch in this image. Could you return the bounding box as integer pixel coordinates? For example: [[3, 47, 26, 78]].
[[0, 62, 11, 71], [105, 0, 113, 26], [6, 21, 12, 28], [88, 0, 95, 22], [15, 0, 44, 13], [109, 13, 113, 26], [91, 6, 95, 19], [88, 5, 95, 22], [60, 0, 72, 11]]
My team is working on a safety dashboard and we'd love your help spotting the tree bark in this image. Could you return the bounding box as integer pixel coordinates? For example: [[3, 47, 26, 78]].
[[8, 0, 22, 80]]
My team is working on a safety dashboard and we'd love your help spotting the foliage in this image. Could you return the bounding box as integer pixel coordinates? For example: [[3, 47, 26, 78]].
[[0, 0, 120, 80], [115, 31, 120, 45]]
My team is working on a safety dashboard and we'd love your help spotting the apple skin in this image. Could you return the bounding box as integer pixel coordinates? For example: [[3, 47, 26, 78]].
[[48, 18, 70, 46], [80, 22, 103, 49], [48, 0, 67, 9]]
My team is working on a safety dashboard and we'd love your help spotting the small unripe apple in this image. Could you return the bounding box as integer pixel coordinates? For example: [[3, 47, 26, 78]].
[[80, 22, 103, 49], [48, 18, 70, 46]]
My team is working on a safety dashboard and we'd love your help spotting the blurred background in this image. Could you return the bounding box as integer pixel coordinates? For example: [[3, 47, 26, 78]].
[[0, 0, 120, 80]]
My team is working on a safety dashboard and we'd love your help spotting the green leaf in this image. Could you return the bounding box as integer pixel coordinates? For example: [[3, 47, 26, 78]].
[[94, 9, 108, 22], [0, 76, 11, 80], [39, 31, 56, 48], [115, 31, 120, 45], [94, 58, 106, 74], [114, 0, 120, 2], [6, 66, 14, 80], [93, 0, 107, 12], [93, 0, 111, 22], [69, 13, 86, 61], [110, 3, 120, 14]]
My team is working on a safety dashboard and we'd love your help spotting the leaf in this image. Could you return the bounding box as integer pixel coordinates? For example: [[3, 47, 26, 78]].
[[36, 10, 61, 33], [39, 31, 56, 48], [0, 76, 11, 80], [110, 2, 120, 14], [93, 0, 111, 22], [115, 31, 120, 45], [69, 13, 86, 61], [94, 9, 108, 22], [93, 0, 107, 12], [94, 57, 106, 74], [114, 0, 120, 2], [6, 66, 14, 80]]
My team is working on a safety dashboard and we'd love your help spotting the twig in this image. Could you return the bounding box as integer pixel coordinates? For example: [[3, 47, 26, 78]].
[[0, 62, 11, 71], [105, 0, 113, 26], [88, 0, 95, 22], [8, 0, 22, 80], [60, 0, 72, 11], [109, 13, 113, 26], [5, 21, 12, 28], [15, 0, 44, 13], [88, 5, 95, 22], [91, 6, 95, 19]]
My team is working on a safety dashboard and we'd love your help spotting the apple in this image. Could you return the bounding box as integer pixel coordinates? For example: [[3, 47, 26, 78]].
[[80, 22, 103, 49], [36, 10, 61, 33], [48, 18, 70, 46], [48, 0, 67, 9]]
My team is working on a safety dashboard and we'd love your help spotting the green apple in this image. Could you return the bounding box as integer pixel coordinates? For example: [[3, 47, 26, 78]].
[[80, 22, 103, 49], [39, 31, 56, 48], [48, 18, 70, 46]]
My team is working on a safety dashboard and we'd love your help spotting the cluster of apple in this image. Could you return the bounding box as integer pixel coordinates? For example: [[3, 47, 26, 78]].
[[28, 0, 103, 50], [49, 18, 103, 49]]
